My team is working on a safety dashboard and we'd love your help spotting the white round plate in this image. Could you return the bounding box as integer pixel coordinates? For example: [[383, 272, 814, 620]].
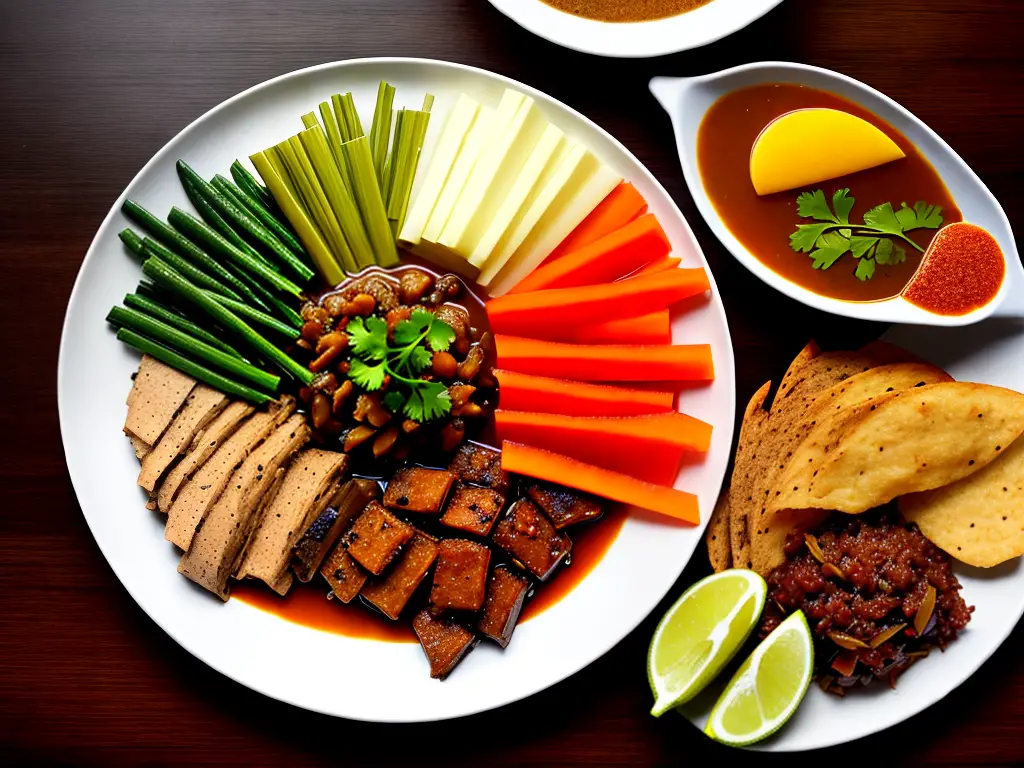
[[57, 58, 735, 723], [486, 0, 785, 58]]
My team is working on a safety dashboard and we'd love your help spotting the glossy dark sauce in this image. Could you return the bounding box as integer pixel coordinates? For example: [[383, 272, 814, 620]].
[[541, 0, 714, 22], [697, 83, 961, 302]]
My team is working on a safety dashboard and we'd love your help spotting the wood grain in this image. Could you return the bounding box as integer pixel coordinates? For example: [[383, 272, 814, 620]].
[[1, 0, 1022, 764]]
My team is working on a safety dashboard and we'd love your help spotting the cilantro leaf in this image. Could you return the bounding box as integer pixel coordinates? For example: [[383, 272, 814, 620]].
[[426, 316, 455, 353], [393, 309, 432, 347], [862, 202, 903, 236], [895, 201, 943, 231], [383, 390, 406, 414], [809, 231, 851, 270], [832, 189, 854, 224], [849, 236, 879, 258], [790, 223, 830, 253], [408, 345, 433, 374], [855, 257, 876, 281], [873, 239, 907, 266], [404, 381, 451, 422], [796, 189, 837, 222], [348, 358, 387, 390], [348, 316, 389, 361]]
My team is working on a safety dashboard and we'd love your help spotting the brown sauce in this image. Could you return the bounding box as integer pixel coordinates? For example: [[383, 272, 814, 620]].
[[541, 0, 714, 22], [697, 83, 961, 302], [234, 508, 627, 642]]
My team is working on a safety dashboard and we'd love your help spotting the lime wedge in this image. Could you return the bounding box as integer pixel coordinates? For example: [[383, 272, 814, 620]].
[[705, 610, 814, 746], [648, 569, 767, 716]]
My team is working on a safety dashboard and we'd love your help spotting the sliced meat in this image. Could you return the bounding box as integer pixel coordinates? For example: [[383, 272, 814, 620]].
[[124, 355, 196, 445], [429, 539, 491, 615], [440, 484, 505, 536], [234, 448, 349, 594], [477, 565, 531, 648], [321, 534, 369, 603], [178, 413, 310, 598], [156, 401, 254, 513], [138, 386, 229, 493], [129, 435, 151, 461], [449, 442, 509, 492], [526, 482, 605, 530], [292, 479, 381, 583], [346, 501, 415, 575], [493, 499, 571, 581], [362, 532, 439, 620], [383, 467, 456, 514], [164, 397, 295, 550], [412, 610, 477, 680]]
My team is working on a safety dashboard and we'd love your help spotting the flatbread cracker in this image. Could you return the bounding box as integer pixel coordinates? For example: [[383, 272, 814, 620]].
[[705, 489, 731, 572], [727, 381, 771, 569]]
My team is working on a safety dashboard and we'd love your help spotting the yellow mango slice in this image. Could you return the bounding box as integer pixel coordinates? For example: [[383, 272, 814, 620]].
[[749, 108, 905, 196]]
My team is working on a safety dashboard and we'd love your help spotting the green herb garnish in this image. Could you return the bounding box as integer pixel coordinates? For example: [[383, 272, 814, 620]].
[[347, 309, 456, 422], [790, 189, 943, 281]]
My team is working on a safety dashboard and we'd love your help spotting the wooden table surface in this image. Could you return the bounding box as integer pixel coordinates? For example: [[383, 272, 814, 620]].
[[2, 0, 1022, 764]]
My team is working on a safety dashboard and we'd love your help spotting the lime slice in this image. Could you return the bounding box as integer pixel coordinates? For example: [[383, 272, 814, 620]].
[[648, 569, 767, 716], [705, 610, 814, 746]]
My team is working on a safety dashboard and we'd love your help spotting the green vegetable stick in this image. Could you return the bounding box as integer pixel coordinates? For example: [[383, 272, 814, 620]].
[[369, 81, 396, 187], [139, 238, 244, 302], [212, 174, 307, 259], [207, 293, 301, 340], [115, 328, 274, 405], [181, 175, 273, 269], [118, 228, 145, 256], [123, 292, 243, 358], [342, 135, 399, 267], [231, 160, 275, 211], [320, 100, 355, 193], [107, 306, 280, 391]]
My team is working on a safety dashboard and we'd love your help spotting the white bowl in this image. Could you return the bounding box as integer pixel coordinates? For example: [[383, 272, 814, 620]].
[[486, 0, 785, 58], [649, 62, 1024, 326]]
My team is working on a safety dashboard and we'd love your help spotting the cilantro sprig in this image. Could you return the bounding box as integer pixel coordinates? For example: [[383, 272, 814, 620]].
[[790, 189, 943, 281], [346, 309, 456, 422]]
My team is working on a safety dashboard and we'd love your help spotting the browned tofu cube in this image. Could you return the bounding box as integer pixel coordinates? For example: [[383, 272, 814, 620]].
[[477, 565, 531, 648], [492, 499, 571, 581], [361, 532, 439, 620], [383, 467, 456, 514], [346, 501, 415, 575], [293, 478, 380, 583], [440, 483, 505, 537], [449, 443, 509, 493], [526, 482, 605, 530], [320, 534, 367, 603], [429, 539, 491, 615], [412, 609, 477, 680]]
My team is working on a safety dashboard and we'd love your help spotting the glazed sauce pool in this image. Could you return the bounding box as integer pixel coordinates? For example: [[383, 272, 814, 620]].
[[541, 0, 714, 23], [697, 83, 961, 302]]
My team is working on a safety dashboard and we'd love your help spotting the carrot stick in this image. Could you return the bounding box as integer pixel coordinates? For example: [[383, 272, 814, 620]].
[[494, 335, 714, 382], [496, 409, 712, 485], [630, 256, 681, 278], [501, 442, 700, 524], [494, 369, 674, 416], [486, 268, 709, 337], [567, 310, 671, 345], [511, 214, 670, 294], [544, 182, 647, 263]]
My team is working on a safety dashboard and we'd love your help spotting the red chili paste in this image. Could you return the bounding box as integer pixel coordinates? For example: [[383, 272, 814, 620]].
[[902, 222, 1004, 315]]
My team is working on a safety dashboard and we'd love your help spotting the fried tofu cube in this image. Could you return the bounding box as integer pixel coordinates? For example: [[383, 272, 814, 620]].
[[412, 609, 477, 680], [526, 482, 605, 529], [449, 443, 509, 492], [346, 501, 415, 575], [429, 539, 491, 615], [383, 467, 456, 514], [492, 499, 571, 581], [440, 483, 505, 537], [361, 532, 440, 620], [320, 534, 368, 603], [477, 565, 531, 648]]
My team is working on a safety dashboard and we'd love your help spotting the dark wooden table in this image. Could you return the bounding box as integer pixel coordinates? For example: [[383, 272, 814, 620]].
[[2, 0, 1022, 764]]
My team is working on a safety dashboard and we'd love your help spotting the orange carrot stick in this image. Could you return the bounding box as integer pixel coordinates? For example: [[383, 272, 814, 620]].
[[544, 182, 648, 263], [501, 442, 700, 524], [567, 310, 671, 345], [486, 268, 709, 337], [511, 214, 670, 294], [494, 369, 674, 416], [494, 335, 714, 382], [630, 256, 682, 278], [496, 409, 711, 485]]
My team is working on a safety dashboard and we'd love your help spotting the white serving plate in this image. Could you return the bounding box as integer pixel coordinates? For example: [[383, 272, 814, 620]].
[[650, 62, 1024, 326], [486, 0, 785, 58], [57, 58, 735, 723]]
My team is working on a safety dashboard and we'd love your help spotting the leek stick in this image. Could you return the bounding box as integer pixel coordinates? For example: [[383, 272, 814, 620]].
[[301, 112, 319, 131], [341, 136, 398, 267], [369, 81, 395, 187], [337, 92, 364, 138], [319, 100, 355, 193]]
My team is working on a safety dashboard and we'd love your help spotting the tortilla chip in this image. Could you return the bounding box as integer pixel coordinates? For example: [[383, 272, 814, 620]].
[[727, 382, 771, 569], [901, 435, 1024, 567], [747, 362, 953, 574], [772, 382, 1024, 517], [771, 341, 820, 404], [706, 489, 732, 572]]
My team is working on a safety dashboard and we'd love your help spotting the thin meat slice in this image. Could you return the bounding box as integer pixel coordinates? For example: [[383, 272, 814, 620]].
[[235, 448, 349, 595], [156, 401, 254, 513], [179, 413, 311, 599], [164, 397, 296, 550], [138, 385, 229, 493], [124, 355, 196, 445]]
